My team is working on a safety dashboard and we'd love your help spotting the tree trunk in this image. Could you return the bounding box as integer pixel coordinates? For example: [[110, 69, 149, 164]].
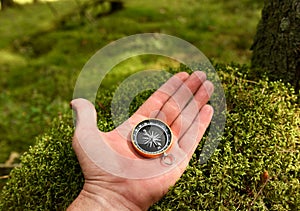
[[251, 0, 300, 93], [0, 0, 14, 10]]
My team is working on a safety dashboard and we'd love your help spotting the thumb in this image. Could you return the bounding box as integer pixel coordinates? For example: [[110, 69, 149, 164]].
[[70, 98, 98, 130]]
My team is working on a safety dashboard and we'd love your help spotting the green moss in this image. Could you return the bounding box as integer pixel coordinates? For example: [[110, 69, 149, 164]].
[[0, 65, 299, 210], [0, 115, 83, 210], [0, 0, 264, 163], [152, 65, 299, 210]]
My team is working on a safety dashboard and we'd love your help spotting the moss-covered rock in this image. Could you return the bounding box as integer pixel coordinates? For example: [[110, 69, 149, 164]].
[[0, 64, 299, 210]]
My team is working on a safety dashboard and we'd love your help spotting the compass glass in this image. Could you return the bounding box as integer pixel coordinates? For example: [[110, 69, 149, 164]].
[[132, 119, 172, 157]]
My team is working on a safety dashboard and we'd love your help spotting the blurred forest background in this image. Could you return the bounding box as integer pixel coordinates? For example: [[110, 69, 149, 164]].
[[0, 0, 264, 164]]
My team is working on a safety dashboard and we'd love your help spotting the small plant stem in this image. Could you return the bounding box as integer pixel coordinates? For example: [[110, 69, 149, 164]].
[[248, 178, 269, 210]]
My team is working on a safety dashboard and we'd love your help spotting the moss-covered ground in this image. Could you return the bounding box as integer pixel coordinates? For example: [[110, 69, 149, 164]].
[[0, 64, 299, 210], [0, 0, 263, 164]]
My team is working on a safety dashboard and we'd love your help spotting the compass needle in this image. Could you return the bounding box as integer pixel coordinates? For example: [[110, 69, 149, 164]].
[[131, 119, 173, 159]]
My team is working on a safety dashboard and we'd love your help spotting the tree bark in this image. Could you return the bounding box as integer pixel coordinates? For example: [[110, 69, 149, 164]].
[[0, 0, 14, 10], [251, 0, 300, 93]]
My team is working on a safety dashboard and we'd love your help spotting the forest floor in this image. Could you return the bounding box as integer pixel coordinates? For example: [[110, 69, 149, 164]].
[[0, 0, 263, 184]]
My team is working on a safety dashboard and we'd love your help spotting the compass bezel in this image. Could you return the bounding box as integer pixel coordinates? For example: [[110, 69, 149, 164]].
[[131, 119, 173, 158]]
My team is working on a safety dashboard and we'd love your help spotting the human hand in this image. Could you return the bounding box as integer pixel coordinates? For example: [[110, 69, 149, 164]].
[[68, 71, 214, 211]]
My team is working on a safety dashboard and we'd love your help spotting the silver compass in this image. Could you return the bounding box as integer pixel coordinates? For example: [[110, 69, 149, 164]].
[[131, 119, 173, 158]]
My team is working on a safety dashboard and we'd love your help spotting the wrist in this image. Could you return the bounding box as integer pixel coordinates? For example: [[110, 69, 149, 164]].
[[67, 183, 144, 211]]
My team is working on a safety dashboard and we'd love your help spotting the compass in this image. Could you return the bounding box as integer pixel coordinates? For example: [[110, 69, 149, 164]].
[[131, 119, 173, 158]]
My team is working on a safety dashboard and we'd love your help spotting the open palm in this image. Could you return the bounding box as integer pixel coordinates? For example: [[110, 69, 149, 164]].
[[69, 71, 214, 210]]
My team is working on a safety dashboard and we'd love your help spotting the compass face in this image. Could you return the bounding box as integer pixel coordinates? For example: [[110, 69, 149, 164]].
[[131, 119, 173, 158]]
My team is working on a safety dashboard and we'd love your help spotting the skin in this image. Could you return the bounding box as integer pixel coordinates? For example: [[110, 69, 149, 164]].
[[68, 71, 214, 211]]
